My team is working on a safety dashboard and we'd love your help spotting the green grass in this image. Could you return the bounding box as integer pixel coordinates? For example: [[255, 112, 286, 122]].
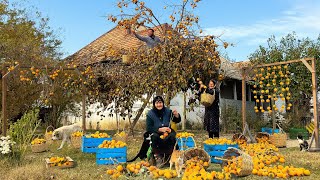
[[0, 130, 319, 180]]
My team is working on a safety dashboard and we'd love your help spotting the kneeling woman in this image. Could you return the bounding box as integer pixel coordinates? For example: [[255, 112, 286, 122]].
[[146, 96, 181, 167]]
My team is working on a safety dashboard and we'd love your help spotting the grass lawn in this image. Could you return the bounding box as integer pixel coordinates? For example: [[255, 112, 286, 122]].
[[0, 130, 319, 180]]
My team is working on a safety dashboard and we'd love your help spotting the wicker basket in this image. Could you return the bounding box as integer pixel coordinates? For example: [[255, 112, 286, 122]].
[[31, 143, 48, 153], [255, 132, 270, 143], [184, 147, 211, 164], [122, 55, 133, 64], [269, 133, 287, 147], [220, 147, 253, 177], [45, 126, 54, 145], [200, 90, 215, 107], [71, 136, 82, 149], [232, 133, 248, 144], [113, 134, 128, 143]]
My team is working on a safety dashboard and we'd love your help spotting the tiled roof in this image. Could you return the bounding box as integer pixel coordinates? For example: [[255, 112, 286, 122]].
[[68, 24, 171, 65], [222, 59, 251, 80], [67, 23, 250, 81]]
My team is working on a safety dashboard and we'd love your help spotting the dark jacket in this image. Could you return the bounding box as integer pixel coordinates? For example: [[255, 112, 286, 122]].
[[146, 107, 181, 133]]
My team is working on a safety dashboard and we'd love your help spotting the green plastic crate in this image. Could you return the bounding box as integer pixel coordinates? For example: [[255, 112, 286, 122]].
[[289, 128, 309, 140]]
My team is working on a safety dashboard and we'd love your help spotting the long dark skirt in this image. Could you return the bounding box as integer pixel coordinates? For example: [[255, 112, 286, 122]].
[[204, 102, 220, 133]]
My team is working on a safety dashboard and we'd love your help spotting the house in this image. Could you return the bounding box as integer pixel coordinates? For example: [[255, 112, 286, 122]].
[[66, 24, 256, 130]]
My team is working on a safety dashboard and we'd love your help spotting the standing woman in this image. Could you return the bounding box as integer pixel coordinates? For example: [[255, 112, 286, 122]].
[[146, 96, 181, 167], [199, 79, 220, 138]]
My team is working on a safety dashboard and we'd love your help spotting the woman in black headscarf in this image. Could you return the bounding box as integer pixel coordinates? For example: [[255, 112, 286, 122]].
[[199, 79, 220, 138], [146, 96, 181, 167]]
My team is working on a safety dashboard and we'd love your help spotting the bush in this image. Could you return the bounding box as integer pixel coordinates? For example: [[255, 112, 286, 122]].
[[9, 109, 41, 160]]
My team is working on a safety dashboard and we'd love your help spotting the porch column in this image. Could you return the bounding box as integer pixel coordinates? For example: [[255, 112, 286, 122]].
[[233, 81, 237, 100]]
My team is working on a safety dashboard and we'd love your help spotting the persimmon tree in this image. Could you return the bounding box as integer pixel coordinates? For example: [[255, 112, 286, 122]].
[[81, 0, 228, 132], [0, 0, 97, 128]]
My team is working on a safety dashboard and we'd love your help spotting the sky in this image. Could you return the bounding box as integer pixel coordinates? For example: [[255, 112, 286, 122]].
[[10, 0, 320, 61]]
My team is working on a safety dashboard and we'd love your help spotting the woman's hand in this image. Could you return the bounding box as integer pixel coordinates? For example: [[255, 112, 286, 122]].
[[172, 109, 179, 118], [158, 127, 171, 133]]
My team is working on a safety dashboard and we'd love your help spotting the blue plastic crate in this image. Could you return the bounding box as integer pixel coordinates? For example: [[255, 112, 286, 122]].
[[261, 127, 280, 134], [204, 144, 239, 164], [204, 144, 238, 151], [177, 137, 195, 150], [81, 136, 112, 153], [96, 147, 127, 165]]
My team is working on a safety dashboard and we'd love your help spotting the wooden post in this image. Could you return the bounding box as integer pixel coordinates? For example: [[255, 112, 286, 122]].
[[271, 98, 276, 133], [311, 58, 319, 149], [183, 92, 186, 131], [242, 69, 246, 131], [2, 74, 7, 136], [82, 89, 86, 131]]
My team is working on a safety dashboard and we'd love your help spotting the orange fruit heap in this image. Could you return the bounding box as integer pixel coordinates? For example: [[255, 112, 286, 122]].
[[182, 156, 233, 180], [106, 161, 151, 179], [31, 138, 46, 145], [98, 139, 126, 148], [204, 138, 236, 145], [72, 131, 83, 137], [241, 141, 279, 157], [183, 166, 231, 180], [86, 131, 110, 138], [256, 136, 269, 144], [176, 132, 195, 138], [150, 168, 178, 179], [240, 139, 311, 178], [223, 156, 244, 176], [185, 156, 210, 169], [49, 156, 73, 167]]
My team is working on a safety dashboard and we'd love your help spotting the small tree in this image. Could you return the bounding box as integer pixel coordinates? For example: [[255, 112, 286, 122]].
[[249, 32, 320, 119], [83, 0, 228, 131]]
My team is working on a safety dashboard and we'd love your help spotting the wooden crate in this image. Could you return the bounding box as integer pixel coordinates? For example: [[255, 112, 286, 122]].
[[204, 144, 239, 164], [96, 147, 127, 165], [45, 156, 75, 169], [177, 137, 195, 150], [81, 136, 112, 153]]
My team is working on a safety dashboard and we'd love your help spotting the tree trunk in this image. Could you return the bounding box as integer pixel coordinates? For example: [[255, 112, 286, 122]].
[[130, 93, 152, 132], [128, 115, 135, 137]]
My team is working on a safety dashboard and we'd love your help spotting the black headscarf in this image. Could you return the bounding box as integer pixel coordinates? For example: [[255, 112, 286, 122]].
[[152, 96, 165, 117]]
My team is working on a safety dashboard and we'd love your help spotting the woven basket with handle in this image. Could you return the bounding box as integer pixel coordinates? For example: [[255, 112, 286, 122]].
[[122, 55, 133, 64], [232, 133, 248, 143], [113, 134, 128, 143], [184, 147, 211, 164], [255, 132, 270, 143], [45, 126, 54, 145], [31, 135, 48, 153], [269, 133, 287, 147], [200, 90, 215, 107], [219, 147, 253, 177], [71, 136, 82, 149], [31, 143, 48, 153]]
